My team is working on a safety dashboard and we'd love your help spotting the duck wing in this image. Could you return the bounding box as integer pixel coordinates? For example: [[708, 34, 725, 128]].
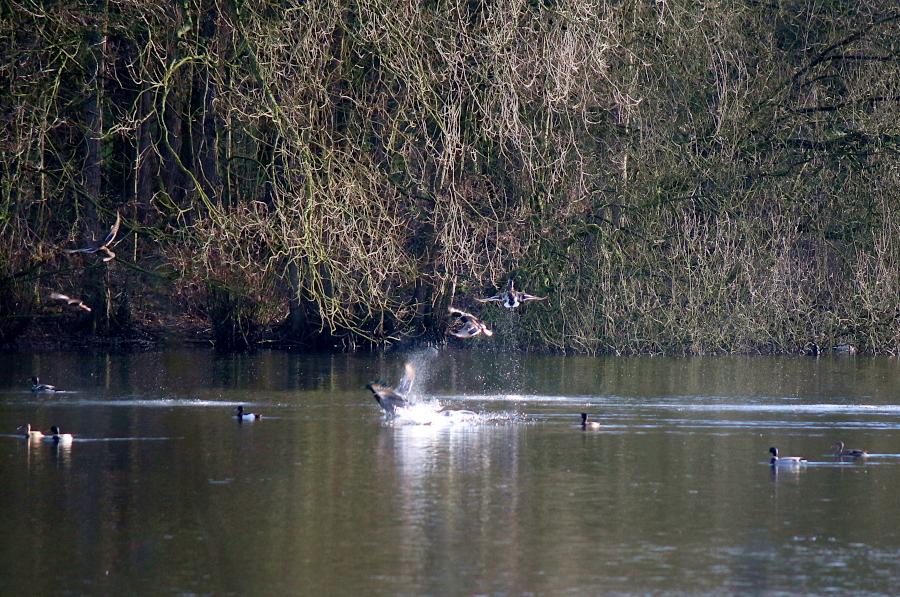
[[395, 362, 415, 396], [519, 292, 547, 302], [100, 212, 122, 247], [366, 382, 408, 415]]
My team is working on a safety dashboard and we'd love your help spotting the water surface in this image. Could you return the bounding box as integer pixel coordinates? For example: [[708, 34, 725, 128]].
[[1, 350, 899, 594]]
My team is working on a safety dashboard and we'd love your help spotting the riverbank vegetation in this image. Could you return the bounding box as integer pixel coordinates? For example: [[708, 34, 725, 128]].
[[2, 1, 898, 354]]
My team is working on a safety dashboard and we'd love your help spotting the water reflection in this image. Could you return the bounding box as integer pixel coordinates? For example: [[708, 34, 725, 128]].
[[1, 350, 900, 594]]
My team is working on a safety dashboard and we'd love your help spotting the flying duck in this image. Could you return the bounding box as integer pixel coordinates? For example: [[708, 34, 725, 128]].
[[65, 211, 121, 262], [769, 447, 806, 466], [476, 279, 547, 309], [44, 426, 73, 444], [30, 376, 56, 392], [49, 292, 92, 313], [831, 440, 867, 459], [17, 423, 44, 440], [234, 405, 262, 421], [446, 307, 493, 339], [366, 362, 415, 416]]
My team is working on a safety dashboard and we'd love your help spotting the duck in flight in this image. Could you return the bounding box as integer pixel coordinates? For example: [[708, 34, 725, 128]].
[[234, 405, 262, 421], [769, 447, 806, 466], [446, 307, 493, 339], [49, 292, 92, 313], [831, 440, 867, 459], [366, 362, 415, 416], [476, 279, 547, 309], [30, 376, 56, 392], [65, 211, 121, 262]]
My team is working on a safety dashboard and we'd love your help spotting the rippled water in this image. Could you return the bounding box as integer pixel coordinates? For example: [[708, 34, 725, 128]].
[[1, 350, 899, 594]]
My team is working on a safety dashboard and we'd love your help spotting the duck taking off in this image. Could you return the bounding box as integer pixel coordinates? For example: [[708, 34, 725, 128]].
[[446, 307, 493, 339], [476, 279, 547, 309], [65, 211, 121, 262], [831, 441, 867, 459], [769, 447, 806, 466], [367, 362, 415, 417]]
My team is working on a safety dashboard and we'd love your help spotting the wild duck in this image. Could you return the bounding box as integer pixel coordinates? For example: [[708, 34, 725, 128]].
[[44, 425, 73, 444], [769, 446, 806, 466], [30, 376, 56, 392], [65, 211, 121, 262], [234, 405, 262, 421], [446, 307, 493, 339], [831, 441, 867, 459], [580, 413, 601, 430], [17, 423, 44, 440], [476, 279, 547, 309], [49, 292, 92, 313], [367, 362, 415, 416]]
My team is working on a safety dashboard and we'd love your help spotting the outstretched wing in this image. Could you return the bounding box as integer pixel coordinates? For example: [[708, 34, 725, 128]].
[[101, 212, 121, 247], [519, 293, 547, 302], [65, 247, 99, 255], [474, 294, 503, 303], [395, 362, 415, 396]]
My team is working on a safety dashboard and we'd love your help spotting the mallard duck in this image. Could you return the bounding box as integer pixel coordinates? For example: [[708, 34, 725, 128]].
[[581, 413, 601, 430], [446, 307, 493, 339], [769, 446, 806, 466], [64, 211, 121, 262], [234, 405, 261, 421], [476, 279, 547, 309], [30, 376, 57, 392], [17, 423, 44, 440], [366, 362, 414, 416], [44, 426, 73, 444], [48, 292, 92, 313], [831, 440, 867, 459]]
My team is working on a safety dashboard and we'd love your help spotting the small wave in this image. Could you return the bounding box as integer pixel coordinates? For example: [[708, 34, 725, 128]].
[[389, 401, 521, 426]]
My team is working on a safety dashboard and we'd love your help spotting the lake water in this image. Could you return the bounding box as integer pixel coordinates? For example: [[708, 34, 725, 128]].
[[1, 349, 899, 595]]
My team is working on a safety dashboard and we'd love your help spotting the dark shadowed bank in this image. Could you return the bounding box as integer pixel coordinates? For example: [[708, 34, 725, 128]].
[[1, 1, 898, 355]]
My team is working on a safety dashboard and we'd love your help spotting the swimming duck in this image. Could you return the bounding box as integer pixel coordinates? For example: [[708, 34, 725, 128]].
[[446, 307, 493, 339], [44, 426, 73, 444], [476, 279, 547, 309], [30, 376, 57, 392], [234, 405, 262, 421], [49, 292, 92, 313], [831, 440, 867, 459], [65, 211, 121, 262], [832, 343, 857, 355], [366, 362, 415, 416], [769, 447, 806, 466], [17, 423, 44, 440], [581, 413, 601, 430]]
